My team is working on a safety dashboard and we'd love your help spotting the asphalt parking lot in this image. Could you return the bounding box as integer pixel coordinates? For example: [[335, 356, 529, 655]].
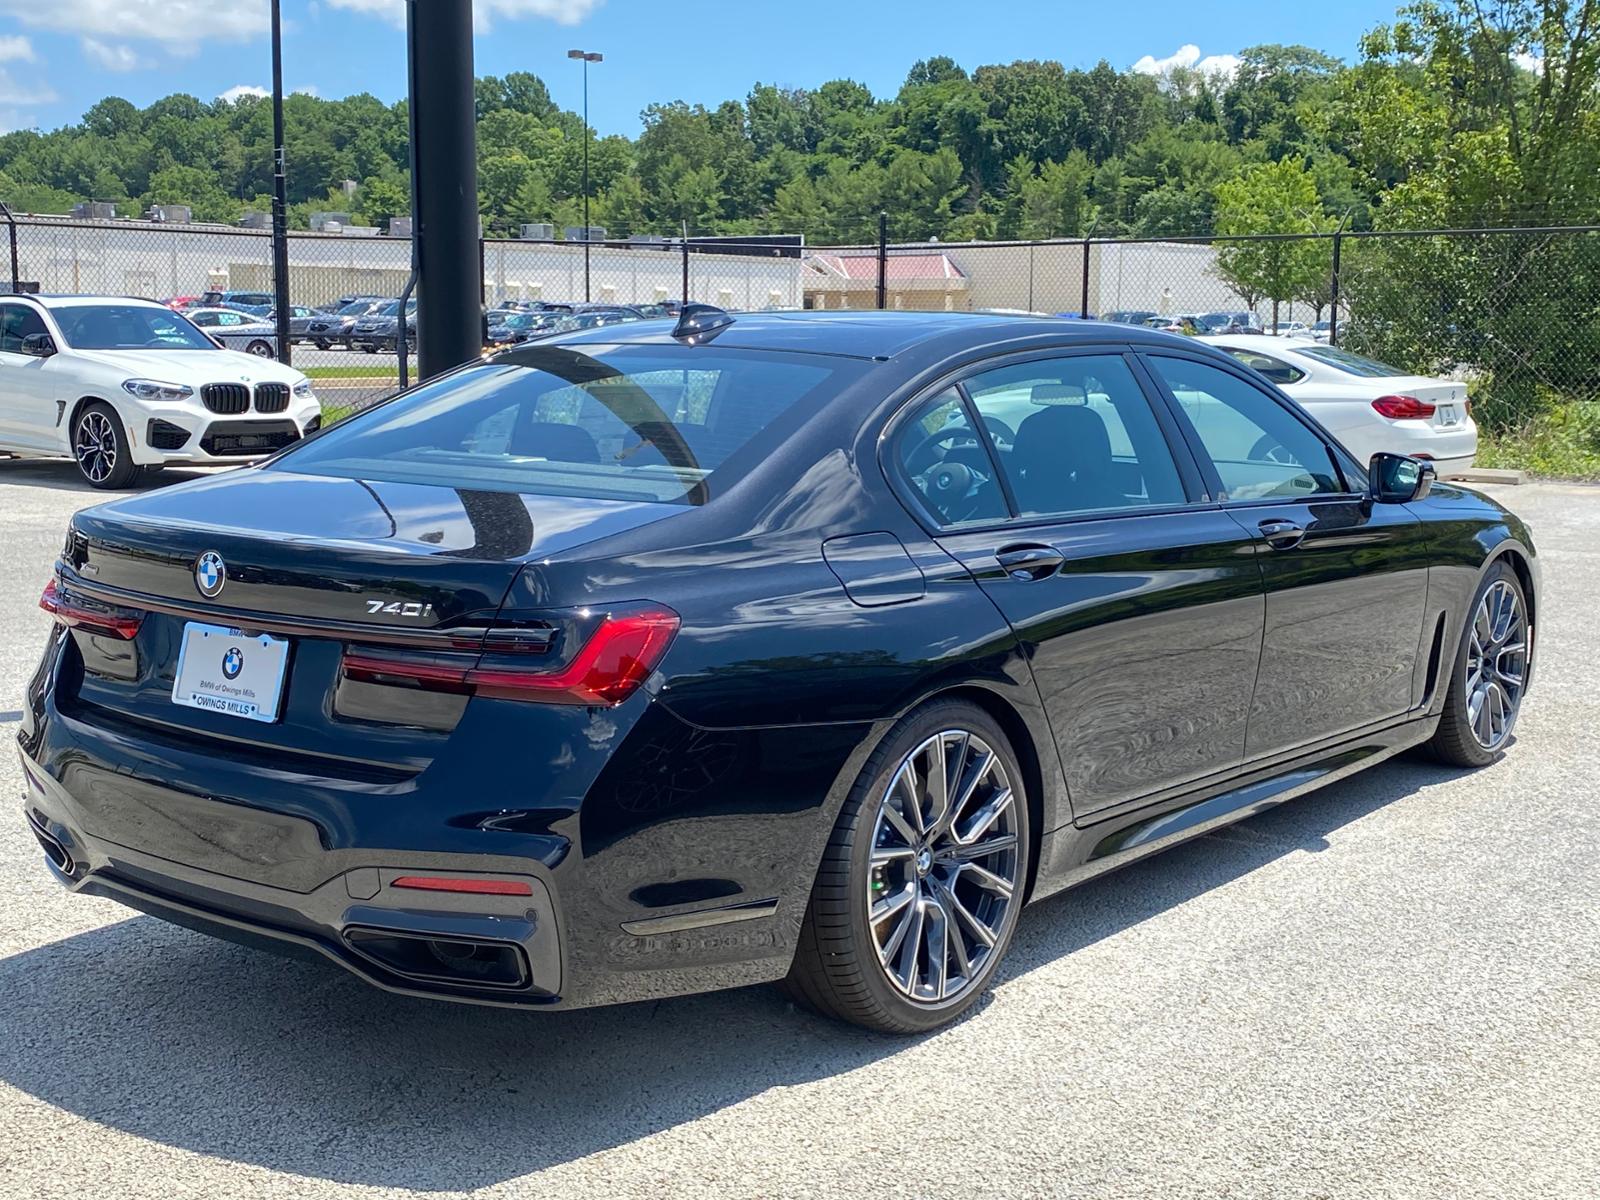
[[1, 459, 1596, 1200]]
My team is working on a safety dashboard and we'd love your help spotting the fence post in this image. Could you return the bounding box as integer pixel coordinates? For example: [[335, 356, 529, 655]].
[[1, 203, 17, 290], [1080, 237, 1091, 319], [1329, 220, 1346, 347], [681, 220, 689, 306], [876, 212, 888, 310]]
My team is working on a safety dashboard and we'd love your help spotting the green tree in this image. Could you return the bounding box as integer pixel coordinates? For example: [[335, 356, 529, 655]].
[[1213, 158, 1333, 329]]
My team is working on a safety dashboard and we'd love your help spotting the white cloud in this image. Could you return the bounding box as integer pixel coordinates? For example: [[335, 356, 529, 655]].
[[0, 0, 268, 46], [82, 39, 147, 72], [1513, 51, 1543, 73], [219, 84, 270, 103], [1132, 44, 1241, 80], [0, 35, 35, 62], [326, 0, 602, 31], [0, 67, 56, 106], [293, 84, 319, 97]]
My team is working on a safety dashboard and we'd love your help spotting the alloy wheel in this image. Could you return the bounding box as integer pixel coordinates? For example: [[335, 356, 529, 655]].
[[74, 411, 117, 484], [1465, 579, 1527, 750], [867, 730, 1020, 1005]]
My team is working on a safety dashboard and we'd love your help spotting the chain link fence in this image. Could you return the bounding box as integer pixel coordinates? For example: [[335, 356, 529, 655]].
[[6, 213, 1596, 446], [810, 225, 1600, 446]]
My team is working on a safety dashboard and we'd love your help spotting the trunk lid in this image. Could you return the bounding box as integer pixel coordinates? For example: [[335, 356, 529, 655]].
[[56, 468, 681, 770]]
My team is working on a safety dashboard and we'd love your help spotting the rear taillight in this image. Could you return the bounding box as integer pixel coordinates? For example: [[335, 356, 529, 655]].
[[40, 578, 145, 640], [341, 604, 679, 706], [1371, 395, 1437, 420]]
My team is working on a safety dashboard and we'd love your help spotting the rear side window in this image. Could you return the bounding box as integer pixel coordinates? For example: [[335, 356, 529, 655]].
[[1219, 347, 1305, 386], [965, 355, 1188, 517], [274, 344, 860, 504], [1148, 356, 1343, 501]]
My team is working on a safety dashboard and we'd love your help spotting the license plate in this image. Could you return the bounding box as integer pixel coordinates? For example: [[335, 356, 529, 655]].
[[171, 622, 290, 723], [1437, 404, 1460, 426]]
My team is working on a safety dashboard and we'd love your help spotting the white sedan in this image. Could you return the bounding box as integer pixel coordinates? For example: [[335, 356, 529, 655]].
[[185, 307, 279, 357], [0, 294, 320, 488], [1201, 334, 1477, 478]]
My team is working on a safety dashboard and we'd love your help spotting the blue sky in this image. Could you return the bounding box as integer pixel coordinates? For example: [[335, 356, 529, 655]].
[[0, 0, 1407, 136]]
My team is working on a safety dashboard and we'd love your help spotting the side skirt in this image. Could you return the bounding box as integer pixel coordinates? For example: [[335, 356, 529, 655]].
[[1030, 714, 1437, 903]]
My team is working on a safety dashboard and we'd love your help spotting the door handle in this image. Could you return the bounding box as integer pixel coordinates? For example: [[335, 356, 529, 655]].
[[1257, 518, 1306, 550], [995, 544, 1065, 580]]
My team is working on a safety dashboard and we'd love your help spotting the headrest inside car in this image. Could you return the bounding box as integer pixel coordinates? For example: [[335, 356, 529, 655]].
[[1030, 383, 1087, 405]]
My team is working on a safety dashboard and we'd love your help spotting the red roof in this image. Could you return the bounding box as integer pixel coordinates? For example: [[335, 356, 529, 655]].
[[807, 253, 966, 283]]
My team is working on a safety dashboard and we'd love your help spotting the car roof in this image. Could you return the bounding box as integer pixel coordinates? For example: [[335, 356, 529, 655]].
[[542, 309, 1193, 360], [17, 294, 171, 310]]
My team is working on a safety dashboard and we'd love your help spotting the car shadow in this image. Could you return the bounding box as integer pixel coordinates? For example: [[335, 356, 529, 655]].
[[0, 458, 218, 495], [0, 755, 1466, 1191]]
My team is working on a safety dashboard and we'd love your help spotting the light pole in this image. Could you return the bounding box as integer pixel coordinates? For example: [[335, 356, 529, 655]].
[[269, 0, 291, 365], [567, 48, 602, 302]]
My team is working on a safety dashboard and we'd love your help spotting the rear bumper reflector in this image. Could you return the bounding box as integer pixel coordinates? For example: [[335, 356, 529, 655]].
[[390, 876, 534, 896]]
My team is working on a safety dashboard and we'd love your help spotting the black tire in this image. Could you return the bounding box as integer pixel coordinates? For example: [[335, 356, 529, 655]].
[[784, 699, 1031, 1033], [71, 401, 140, 489], [362, 344, 377, 354], [314, 339, 330, 351], [1427, 561, 1529, 767], [245, 340, 273, 358]]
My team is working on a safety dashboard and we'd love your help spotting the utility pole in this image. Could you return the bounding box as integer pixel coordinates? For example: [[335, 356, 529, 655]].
[[270, 0, 292, 365], [568, 49, 603, 302]]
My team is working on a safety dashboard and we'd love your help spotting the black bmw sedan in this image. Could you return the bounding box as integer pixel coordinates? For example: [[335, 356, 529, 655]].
[[20, 310, 1537, 1033]]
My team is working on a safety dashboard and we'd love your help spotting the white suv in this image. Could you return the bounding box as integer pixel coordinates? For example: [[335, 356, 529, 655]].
[[0, 294, 321, 488]]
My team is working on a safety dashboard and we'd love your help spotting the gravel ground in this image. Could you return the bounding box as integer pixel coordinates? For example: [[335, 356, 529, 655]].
[[1, 461, 1596, 1200]]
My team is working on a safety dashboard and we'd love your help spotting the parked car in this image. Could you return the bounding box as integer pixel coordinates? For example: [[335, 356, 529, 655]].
[[262, 304, 318, 345], [485, 309, 574, 348], [350, 298, 418, 354], [164, 296, 205, 311], [184, 307, 279, 357], [1202, 334, 1477, 477], [20, 310, 1536, 1032], [1198, 311, 1263, 334], [1272, 321, 1313, 338], [0, 294, 319, 488], [1311, 319, 1334, 343], [219, 290, 274, 312], [304, 297, 388, 350], [1101, 310, 1157, 326]]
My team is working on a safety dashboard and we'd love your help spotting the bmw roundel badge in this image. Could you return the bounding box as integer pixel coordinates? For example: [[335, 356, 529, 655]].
[[195, 551, 227, 598], [222, 646, 244, 679]]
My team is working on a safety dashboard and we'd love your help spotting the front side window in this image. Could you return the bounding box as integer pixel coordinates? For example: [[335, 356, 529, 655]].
[[50, 304, 217, 351], [273, 344, 861, 504], [892, 388, 1008, 527], [0, 303, 48, 353], [1148, 356, 1343, 501], [965, 355, 1188, 517]]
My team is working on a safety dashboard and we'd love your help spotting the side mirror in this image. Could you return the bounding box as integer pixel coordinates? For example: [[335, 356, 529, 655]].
[[1368, 452, 1436, 504], [21, 332, 57, 358]]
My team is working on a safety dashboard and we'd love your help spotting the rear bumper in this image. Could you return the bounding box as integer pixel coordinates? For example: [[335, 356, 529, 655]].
[[23, 800, 567, 1007], [16, 647, 864, 1009]]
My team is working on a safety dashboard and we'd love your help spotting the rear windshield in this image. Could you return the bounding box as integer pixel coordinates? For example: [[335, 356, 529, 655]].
[[272, 343, 859, 504], [1296, 345, 1406, 378]]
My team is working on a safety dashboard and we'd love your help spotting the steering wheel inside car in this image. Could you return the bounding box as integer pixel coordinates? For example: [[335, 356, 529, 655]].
[[903, 426, 996, 524]]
